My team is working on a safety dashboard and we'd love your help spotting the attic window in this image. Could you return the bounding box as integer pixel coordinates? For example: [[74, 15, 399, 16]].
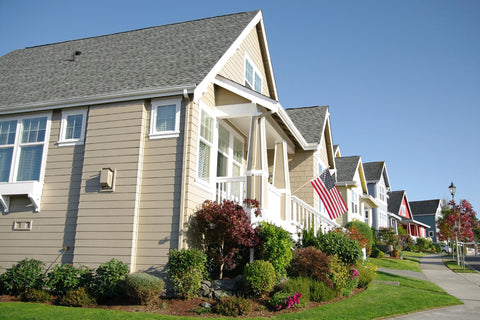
[[244, 55, 262, 93], [149, 97, 181, 139]]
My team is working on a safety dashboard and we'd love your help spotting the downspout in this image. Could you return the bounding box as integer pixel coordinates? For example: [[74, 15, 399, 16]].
[[178, 88, 192, 250]]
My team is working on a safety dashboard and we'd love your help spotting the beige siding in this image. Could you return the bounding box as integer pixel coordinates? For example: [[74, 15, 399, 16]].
[[0, 109, 85, 270], [289, 150, 316, 207], [219, 28, 271, 98], [73, 101, 145, 269]]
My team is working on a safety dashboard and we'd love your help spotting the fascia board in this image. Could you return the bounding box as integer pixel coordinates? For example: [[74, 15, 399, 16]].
[[0, 85, 196, 115], [256, 14, 279, 100]]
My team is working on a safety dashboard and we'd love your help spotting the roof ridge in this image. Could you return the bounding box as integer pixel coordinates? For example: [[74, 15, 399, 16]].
[[286, 105, 329, 110], [25, 10, 261, 51]]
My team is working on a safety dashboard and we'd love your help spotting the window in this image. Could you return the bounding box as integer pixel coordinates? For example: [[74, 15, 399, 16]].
[[0, 114, 51, 183], [428, 231, 434, 237], [197, 107, 214, 183], [149, 97, 181, 139], [244, 55, 263, 93], [13, 220, 32, 231], [58, 108, 87, 146], [379, 185, 385, 201], [351, 190, 359, 214]]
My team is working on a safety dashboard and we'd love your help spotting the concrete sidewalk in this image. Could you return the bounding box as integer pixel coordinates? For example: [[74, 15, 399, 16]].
[[384, 254, 480, 319]]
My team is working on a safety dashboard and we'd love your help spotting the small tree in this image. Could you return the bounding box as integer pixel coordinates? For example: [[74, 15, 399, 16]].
[[190, 200, 260, 279], [437, 200, 478, 243], [345, 221, 372, 256]]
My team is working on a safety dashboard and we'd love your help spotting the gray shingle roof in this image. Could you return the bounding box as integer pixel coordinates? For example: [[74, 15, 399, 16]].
[[388, 190, 405, 215], [285, 106, 328, 144], [363, 161, 384, 181], [409, 199, 441, 215], [0, 10, 260, 110], [334, 156, 360, 182]]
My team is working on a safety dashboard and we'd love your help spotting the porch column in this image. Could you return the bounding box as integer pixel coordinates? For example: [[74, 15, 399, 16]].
[[272, 141, 291, 220], [246, 114, 268, 207]]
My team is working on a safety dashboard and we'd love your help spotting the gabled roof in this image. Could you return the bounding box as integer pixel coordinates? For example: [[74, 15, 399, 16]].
[[409, 199, 441, 216], [387, 190, 406, 215], [285, 106, 328, 144], [0, 10, 263, 113], [335, 156, 361, 183], [363, 161, 391, 189]]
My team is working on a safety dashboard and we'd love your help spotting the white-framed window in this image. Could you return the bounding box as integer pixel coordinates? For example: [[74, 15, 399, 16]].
[[0, 113, 51, 183], [216, 124, 244, 178], [244, 54, 263, 93], [197, 106, 215, 185], [57, 108, 87, 146], [350, 190, 359, 214], [149, 97, 181, 139], [428, 230, 434, 237], [379, 185, 385, 201]]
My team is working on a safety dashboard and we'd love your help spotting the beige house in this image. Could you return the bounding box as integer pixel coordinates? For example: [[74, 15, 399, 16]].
[[0, 11, 339, 274]]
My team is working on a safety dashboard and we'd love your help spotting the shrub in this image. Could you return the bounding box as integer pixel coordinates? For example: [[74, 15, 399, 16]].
[[57, 287, 96, 307], [370, 245, 381, 258], [0, 258, 45, 296], [317, 231, 362, 265], [92, 259, 129, 301], [345, 221, 373, 255], [343, 267, 359, 296], [287, 247, 333, 288], [391, 248, 400, 258], [309, 279, 336, 302], [328, 256, 351, 297], [378, 250, 386, 258], [167, 249, 207, 299], [416, 237, 429, 252], [214, 296, 252, 316], [270, 291, 302, 311], [298, 227, 320, 248], [278, 277, 310, 304], [47, 264, 93, 296], [255, 221, 293, 279], [379, 228, 397, 246], [243, 260, 276, 297], [356, 261, 377, 288], [125, 272, 164, 305], [19, 289, 52, 303]]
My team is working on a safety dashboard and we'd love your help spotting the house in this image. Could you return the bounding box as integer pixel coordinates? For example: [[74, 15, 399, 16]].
[[409, 199, 442, 242], [332, 156, 378, 227], [0, 10, 339, 274], [363, 161, 392, 232], [387, 191, 430, 240]]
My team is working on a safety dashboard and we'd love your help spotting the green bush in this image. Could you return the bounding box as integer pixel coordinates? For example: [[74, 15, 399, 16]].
[[345, 221, 374, 256], [92, 259, 129, 301], [167, 249, 207, 299], [416, 237, 430, 252], [299, 227, 320, 248], [0, 258, 45, 296], [378, 250, 386, 258], [278, 277, 310, 304], [57, 287, 96, 307], [309, 279, 336, 302], [356, 260, 377, 288], [243, 260, 276, 297], [19, 289, 52, 303], [125, 272, 164, 305], [47, 264, 93, 296], [255, 221, 293, 279], [214, 296, 252, 316], [317, 231, 362, 265], [328, 256, 351, 297], [370, 245, 382, 258], [287, 247, 333, 288]]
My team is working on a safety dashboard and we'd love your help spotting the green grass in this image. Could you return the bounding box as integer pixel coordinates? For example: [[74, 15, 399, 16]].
[[444, 259, 478, 273], [0, 271, 462, 320], [367, 257, 422, 272]]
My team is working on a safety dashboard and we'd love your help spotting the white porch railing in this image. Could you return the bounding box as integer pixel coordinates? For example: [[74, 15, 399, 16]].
[[290, 195, 340, 234], [215, 176, 246, 204]]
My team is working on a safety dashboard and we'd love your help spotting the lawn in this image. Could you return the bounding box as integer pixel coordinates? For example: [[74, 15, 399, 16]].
[[444, 259, 477, 273], [367, 257, 422, 272], [0, 271, 461, 320]]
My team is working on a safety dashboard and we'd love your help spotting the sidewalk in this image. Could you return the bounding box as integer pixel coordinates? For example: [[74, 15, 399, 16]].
[[383, 254, 480, 319]]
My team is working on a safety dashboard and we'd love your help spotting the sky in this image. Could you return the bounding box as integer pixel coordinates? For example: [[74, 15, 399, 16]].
[[1, 0, 479, 213]]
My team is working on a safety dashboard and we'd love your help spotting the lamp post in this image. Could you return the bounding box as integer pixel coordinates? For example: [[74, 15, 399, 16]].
[[448, 182, 462, 266]]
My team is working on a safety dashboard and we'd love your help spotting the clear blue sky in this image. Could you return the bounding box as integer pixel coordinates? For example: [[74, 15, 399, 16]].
[[1, 0, 479, 213]]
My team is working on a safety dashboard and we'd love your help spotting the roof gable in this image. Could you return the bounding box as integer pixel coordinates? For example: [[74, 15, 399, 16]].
[[409, 199, 441, 215], [363, 161, 391, 189], [388, 190, 413, 219], [0, 10, 261, 112]]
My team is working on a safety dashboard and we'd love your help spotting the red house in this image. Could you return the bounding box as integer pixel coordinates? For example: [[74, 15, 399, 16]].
[[388, 191, 430, 240]]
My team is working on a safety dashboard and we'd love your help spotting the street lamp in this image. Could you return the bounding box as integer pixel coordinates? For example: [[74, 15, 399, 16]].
[[448, 182, 456, 200]]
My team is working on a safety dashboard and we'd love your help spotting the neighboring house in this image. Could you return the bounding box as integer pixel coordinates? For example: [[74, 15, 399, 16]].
[[388, 191, 430, 239], [0, 10, 339, 273], [333, 156, 378, 227], [409, 199, 442, 242], [285, 105, 340, 234], [363, 161, 392, 232]]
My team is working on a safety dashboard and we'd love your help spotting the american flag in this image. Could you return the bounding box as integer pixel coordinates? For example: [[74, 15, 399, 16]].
[[311, 169, 347, 220]]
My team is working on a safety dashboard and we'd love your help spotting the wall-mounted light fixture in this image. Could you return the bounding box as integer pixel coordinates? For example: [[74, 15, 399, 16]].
[[100, 167, 116, 192]]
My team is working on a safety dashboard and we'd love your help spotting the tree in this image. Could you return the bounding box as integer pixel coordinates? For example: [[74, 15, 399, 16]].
[[190, 199, 260, 279], [437, 199, 479, 243]]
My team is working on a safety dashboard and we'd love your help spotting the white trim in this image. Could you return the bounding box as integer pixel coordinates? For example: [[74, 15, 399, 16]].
[[0, 85, 196, 116], [195, 102, 216, 191], [148, 97, 181, 139], [57, 107, 88, 146], [244, 53, 263, 93]]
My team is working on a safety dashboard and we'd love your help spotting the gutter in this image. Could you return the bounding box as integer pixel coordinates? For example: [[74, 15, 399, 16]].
[[0, 84, 197, 115]]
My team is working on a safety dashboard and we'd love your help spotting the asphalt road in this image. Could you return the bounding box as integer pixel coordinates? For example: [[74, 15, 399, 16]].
[[466, 255, 480, 272]]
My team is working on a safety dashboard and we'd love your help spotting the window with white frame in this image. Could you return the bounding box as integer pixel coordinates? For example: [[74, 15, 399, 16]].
[[197, 107, 214, 184], [58, 108, 87, 146], [379, 185, 385, 201], [216, 124, 244, 178], [351, 190, 359, 214], [244, 55, 263, 93], [0, 114, 51, 182], [149, 97, 181, 139]]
